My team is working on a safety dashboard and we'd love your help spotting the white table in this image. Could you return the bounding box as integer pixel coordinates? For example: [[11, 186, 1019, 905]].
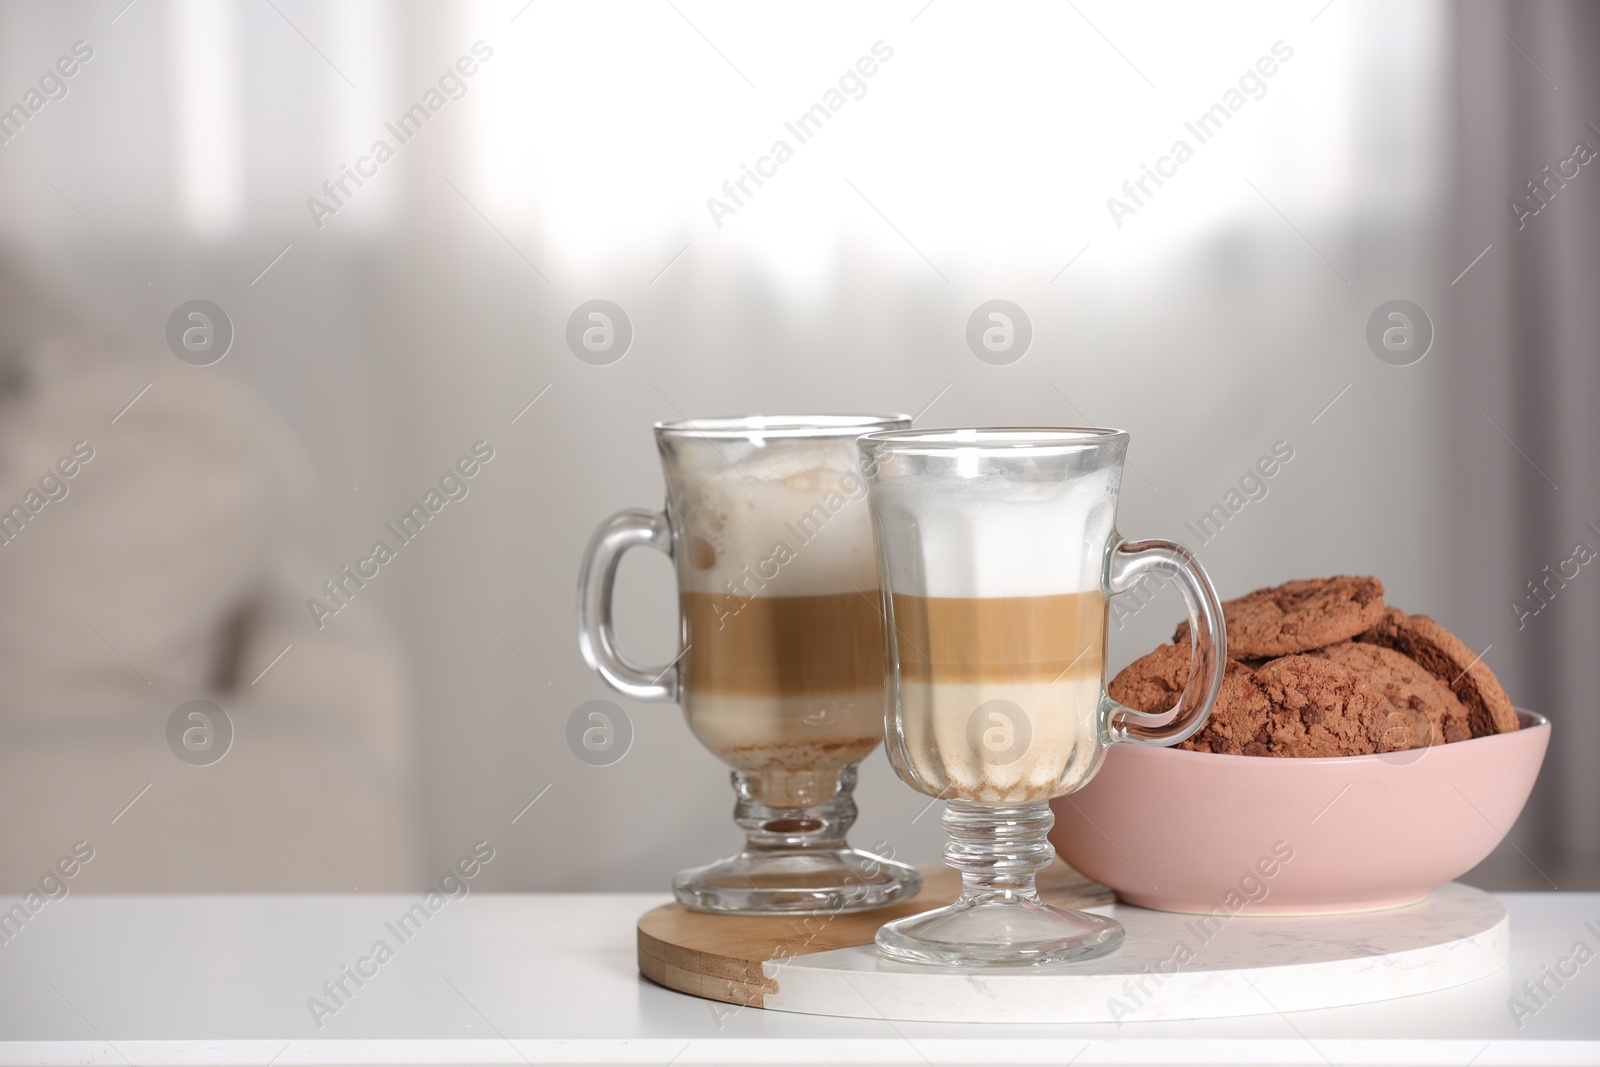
[[1, 892, 1596, 1065]]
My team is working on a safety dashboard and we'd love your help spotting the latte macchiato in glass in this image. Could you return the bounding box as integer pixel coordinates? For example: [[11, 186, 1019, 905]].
[[579, 415, 922, 914], [873, 464, 1120, 805], [671, 443, 887, 809], [860, 428, 1225, 966]]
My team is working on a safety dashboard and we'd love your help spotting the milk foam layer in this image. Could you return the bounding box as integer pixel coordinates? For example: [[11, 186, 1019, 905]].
[[670, 437, 878, 597], [870, 466, 1118, 598]]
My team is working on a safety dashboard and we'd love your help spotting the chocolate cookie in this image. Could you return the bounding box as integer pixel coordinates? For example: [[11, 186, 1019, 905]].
[[1356, 608, 1518, 736], [1182, 660, 1274, 755], [1312, 641, 1471, 745], [1252, 655, 1428, 758], [1175, 576, 1386, 659], [1108, 642, 1190, 712], [1109, 644, 1271, 756]]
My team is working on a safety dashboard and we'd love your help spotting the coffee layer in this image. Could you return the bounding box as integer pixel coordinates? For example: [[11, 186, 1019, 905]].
[[886, 592, 1107, 804], [681, 591, 885, 695], [889, 591, 1106, 684]]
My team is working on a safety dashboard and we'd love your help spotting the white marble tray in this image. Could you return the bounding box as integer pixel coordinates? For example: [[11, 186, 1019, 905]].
[[761, 882, 1509, 1023]]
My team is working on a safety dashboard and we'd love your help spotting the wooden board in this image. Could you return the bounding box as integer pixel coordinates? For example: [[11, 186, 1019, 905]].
[[637, 860, 1113, 1008]]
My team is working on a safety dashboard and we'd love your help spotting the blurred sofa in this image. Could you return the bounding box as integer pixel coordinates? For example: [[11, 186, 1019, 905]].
[[0, 276, 421, 892]]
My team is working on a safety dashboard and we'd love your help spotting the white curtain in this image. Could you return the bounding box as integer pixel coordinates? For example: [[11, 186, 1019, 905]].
[[1448, 0, 1600, 889]]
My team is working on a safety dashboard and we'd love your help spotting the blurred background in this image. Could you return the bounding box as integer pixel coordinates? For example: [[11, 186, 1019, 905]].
[[0, 0, 1594, 895]]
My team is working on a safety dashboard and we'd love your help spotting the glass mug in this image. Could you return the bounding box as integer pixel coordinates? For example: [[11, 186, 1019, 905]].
[[858, 427, 1225, 965], [578, 415, 923, 913]]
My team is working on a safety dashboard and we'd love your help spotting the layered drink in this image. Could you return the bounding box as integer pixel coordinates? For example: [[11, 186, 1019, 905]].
[[579, 413, 925, 913], [668, 433, 888, 809], [859, 426, 1225, 964], [871, 465, 1119, 804]]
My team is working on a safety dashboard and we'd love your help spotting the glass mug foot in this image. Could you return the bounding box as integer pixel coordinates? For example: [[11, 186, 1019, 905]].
[[675, 847, 921, 914], [673, 765, 922, 914], [876, 897, 1123, 966]]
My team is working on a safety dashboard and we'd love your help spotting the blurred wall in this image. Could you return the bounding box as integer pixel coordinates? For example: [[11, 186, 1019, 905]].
[[8, 0, 1567, 894]]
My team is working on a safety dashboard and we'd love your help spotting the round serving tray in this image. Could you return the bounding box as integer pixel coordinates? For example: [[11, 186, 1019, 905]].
[[637, 862, 1509, 1023]]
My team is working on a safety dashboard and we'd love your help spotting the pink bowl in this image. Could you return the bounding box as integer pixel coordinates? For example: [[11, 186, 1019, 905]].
[[1049, 709, 1550, 914]]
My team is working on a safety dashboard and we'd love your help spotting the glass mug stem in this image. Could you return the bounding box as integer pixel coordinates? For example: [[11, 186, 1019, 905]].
[[734, 767, 853, 849], [944, 799, 1055, 900]]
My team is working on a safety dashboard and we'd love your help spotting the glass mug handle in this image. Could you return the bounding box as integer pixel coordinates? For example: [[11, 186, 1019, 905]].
[[577, 508, 679, 702], [1100, 534, 1226, 745]]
